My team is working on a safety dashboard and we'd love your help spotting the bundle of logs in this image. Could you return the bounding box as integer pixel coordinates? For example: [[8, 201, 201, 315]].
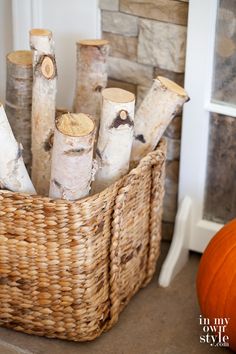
[[1, 29, 189, 201]]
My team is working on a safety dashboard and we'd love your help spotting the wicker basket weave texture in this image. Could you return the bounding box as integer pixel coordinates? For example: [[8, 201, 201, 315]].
[[0, 139, 166, 341]]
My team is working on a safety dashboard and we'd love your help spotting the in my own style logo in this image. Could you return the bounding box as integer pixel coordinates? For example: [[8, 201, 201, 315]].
[[199, 315, 230, 347]]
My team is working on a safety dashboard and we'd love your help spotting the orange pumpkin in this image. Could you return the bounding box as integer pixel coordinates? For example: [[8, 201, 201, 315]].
[[197, 219, 236, 351]]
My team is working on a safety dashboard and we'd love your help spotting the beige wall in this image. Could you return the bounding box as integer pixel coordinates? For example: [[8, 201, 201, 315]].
[[1, 0, 99, 108]]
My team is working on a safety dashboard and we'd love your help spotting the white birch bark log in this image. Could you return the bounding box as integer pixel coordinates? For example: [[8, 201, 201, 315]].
[[130, 76, 189, 166], [5, 50, 33, 173], [0, 103, 36, 194], [92, 88, 135, 193], [73, 39, 110, 125], [49, 113, 95, 200], [30, 28, 57, 196]]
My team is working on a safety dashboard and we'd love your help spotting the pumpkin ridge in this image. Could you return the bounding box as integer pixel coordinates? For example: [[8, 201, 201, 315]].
[[215, 252, 236, 316], [197, 222, 235, 284], [200, 241, 236, 315], [222, 257, 236, 314], [197, 225, 236, 307], [197, 219, 236, 351], [216, 260, 236, 350]]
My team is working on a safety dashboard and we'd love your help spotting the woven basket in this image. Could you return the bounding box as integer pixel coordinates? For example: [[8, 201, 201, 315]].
[[0, 139, 166, 341]]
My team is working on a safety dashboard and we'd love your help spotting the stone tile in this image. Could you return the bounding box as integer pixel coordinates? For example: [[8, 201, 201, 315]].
[[162, 221, 175, 241], [163, 160, 179, 222], [120, 0, 188, 26], [204, 113, 236, 224], [163, 195, 177, 223], [103, 32, 138, 61], [166, 159, 179, 183], [136, 84, 151, 108], [99, 0, 119, 11], [164, 115, 182, 140], [108, 56, 153, 86], [138, 19, 187, 72], [101, 10, 138, 36], [154, 67, 185, 87], [218, 7, 236, 38], [165, 137, 181, 161], [107, 78, 137, 95]]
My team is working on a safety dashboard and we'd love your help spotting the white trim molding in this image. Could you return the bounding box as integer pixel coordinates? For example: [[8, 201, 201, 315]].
[[205, 102, 236, 118], [159, 196, 192, 287], [159, 0, 227, 287]]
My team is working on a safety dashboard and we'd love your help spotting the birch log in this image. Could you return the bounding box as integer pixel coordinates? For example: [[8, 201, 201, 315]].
[[5, 50, 33, 173], [130, 76, 189, 166], [49, 113, 95, 200], [30, 28, 57, 196], [92, 88, 135, 193], [0, 103, 36, 194], [73, 39, 109, 125]]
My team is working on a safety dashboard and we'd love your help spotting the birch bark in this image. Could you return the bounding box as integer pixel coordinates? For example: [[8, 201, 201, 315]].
[[93, 88, 135, 193], [73, 39, 109, 126], [49, 113, 95, 200], [5, 50, 33, 172], [30, 28, 57, 195], [131, 76, 189, 166], [0, 103, 36, 194]]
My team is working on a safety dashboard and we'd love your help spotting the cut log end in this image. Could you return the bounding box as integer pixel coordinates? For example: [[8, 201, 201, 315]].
[[57, 113, 95, 137], [102, 88, 135, 103], [157, 76, 188, 99], [7, 50, 32, 66], [78, 39, 109, 46], [30, 28, 52, 38]]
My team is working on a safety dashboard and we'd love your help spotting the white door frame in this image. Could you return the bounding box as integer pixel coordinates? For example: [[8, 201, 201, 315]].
[[12, 0, 43, 50], [159, 0, 236, 287]]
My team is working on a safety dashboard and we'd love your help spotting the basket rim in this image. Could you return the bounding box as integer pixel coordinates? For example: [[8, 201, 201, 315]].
[[0, 139, 167, 205]]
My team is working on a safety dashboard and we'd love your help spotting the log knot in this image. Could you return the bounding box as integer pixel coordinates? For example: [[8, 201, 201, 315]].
[[96, 45, 110, 56], [94, 85, 103, 93], [35, 55, 57, 80], [44, 131, 54, 151], [16, 142, 24, 160], [51, 179, 67, 199], [96, 148, 102, 159], [64, 147, 92, 157], [109, 110, 134, 129], [135, 134, 146, 144]]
